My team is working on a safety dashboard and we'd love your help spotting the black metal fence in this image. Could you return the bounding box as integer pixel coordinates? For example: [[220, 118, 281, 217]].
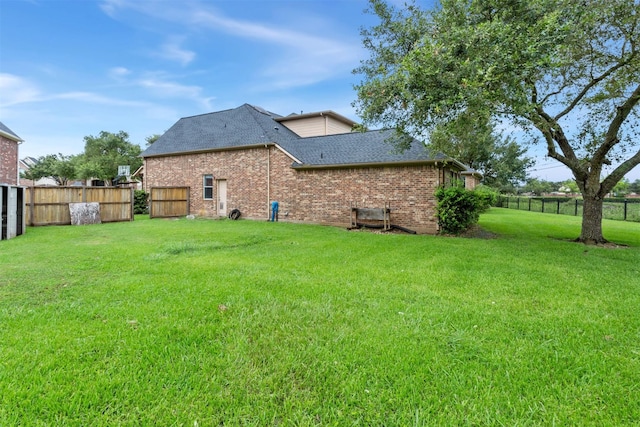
[[496, 196, 640, 222]]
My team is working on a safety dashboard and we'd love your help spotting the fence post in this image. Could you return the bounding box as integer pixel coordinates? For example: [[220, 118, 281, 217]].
[[30, 186, 35, 226], [529, 198, 532, 211], [557, 199, 560, 214], [575, 199, 578, 216], [517, 197, 520, 210], [130, 188, 134, 221], [542, 198, 545, 213], [624, 199, 628, 221]]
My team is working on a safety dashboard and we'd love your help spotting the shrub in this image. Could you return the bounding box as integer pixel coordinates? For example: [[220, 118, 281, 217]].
[[435, 185, 480, 234], [473, 185, 499, 213], [134, 190, 149, 214]]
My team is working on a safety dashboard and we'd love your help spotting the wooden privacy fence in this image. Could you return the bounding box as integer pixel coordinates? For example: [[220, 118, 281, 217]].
[[25, 186, 134, 226], [149, 187, 190, 218]]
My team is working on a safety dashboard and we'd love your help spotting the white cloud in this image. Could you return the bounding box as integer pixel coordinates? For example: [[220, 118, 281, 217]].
[[99, 0, 126, 18], [0, 74, 41, 107], [188, 7, 360, 86], [99, 0, 362, 89], [158, 38, 196, 66], [109, 66, 131, 78], [136, 75, 214, 110], [52, 91, 150, 107]]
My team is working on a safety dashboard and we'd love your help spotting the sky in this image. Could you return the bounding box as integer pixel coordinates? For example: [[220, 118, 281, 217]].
[[1, 0, 638, 183]]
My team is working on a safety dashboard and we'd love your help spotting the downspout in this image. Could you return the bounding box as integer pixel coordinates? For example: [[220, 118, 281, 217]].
[[143, 158, 148, 193], [435, 161, 441, 232], [266, 144, 270, 219], [16, 139, 23, 185], [322, 112, 327, 135]]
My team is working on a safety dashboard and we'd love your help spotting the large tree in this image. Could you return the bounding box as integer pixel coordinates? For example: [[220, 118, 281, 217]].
[[77, 131, 142, 185], [354, 0, 640, 244]]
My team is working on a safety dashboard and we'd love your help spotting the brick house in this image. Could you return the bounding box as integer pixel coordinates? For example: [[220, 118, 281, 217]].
[[0, 121, 23, 186], [141, 104, 479, 234]]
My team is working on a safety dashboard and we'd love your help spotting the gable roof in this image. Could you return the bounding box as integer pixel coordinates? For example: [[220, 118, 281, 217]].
[[0, 121, 23, 142], [141, 104, 468, 171]]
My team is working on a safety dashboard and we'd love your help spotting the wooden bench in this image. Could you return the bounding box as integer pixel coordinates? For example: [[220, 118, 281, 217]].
[[350, 202, 391, 231]]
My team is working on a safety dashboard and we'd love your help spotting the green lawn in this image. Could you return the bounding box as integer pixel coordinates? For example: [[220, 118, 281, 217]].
[[1, 209, 639, 426]]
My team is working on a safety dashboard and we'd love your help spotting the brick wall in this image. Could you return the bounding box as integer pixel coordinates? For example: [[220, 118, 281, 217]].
[[0, 135, 19, 185], [145, 146, 447, 233], [145, 147, 271, 219]]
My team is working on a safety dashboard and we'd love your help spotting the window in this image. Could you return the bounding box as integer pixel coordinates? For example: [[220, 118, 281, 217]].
[[203, 174, 214, 199]]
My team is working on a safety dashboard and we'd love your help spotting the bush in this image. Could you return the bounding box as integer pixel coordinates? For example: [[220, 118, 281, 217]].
[[134, 190, 149, 214], [435, 185, 480, 234], [473, 185, 499, 213]]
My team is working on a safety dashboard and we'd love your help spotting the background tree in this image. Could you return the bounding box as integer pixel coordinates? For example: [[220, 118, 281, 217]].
[[630, 179, 640, 193], [20, 154, 77, 186], [611, 178, 630, 197], [521, 178, 557, 196], [559, 179, 580, 194], [77, 131, 142, 185], [354, 0, 640, 244], [145, 134, 161, 146], [429, 110, 534, 192]]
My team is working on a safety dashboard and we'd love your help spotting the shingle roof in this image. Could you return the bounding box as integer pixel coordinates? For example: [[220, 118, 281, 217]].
[[0, 121, 23, 142], [141, 104, 299, 157], [141, 104, 466, 170], [278, 129, 451, 167]]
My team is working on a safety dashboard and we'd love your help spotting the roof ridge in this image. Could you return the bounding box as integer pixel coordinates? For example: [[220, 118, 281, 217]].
[[179, 108, 237, 120], [297, 128, 388, 141], [242, 104, 299, 142]]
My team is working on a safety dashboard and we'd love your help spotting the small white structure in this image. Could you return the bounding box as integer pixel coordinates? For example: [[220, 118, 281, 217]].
[[1, 184, 26, 240]]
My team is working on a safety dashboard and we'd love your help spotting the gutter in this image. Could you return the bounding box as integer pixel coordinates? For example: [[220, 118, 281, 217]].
[[142, 143, 276, 158], [0, 130, 23, 143], [274, 110, 356, 127], [290, 158, 469, 171]]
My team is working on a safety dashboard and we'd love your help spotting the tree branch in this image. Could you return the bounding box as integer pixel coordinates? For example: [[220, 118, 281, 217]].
[[600, 147, 640, 196], [554, 54, 637, 121], [593, 83, 640, 167], [541, 83, 568, 105], [532, 106, 583, 170]]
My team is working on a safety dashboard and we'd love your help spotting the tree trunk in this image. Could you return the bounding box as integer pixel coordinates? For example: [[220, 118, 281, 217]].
[[579, 195, 607, 245]]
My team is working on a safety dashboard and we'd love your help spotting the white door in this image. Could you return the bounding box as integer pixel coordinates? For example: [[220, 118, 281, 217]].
[[217, 179, 227, 217]]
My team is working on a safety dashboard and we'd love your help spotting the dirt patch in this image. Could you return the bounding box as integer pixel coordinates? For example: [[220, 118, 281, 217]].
[[454, 225, 500, 239], [552, 237, 629, 249], [347, 226, 406, 235], [348, 224, 499, 238]]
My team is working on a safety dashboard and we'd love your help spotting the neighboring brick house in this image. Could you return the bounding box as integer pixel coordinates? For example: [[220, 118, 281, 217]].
[[141, 104, 479, 234], [0, 121, 23, 185]]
